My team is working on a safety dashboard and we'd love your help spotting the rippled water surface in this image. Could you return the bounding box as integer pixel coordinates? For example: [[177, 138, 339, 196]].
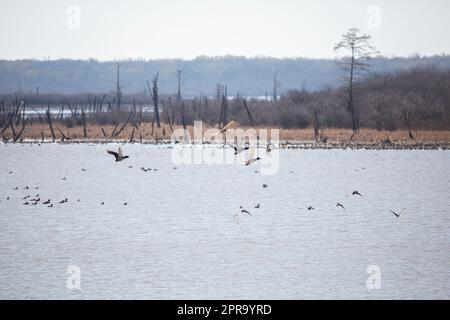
[[0, 143, 449, 299]]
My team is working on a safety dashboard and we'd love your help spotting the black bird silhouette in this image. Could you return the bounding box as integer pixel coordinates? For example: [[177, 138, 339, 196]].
[[352, 191, 362, 196], [107, 146, 129, 162], [336, 203, 345, 210], [81, 168, 87, 172], [307, 206, 315, 211], [389, 208, 405, 218], [234, 206, 252, 217], [123, 202, 128, 206], [263, 184, 268, 189], [255, 204, 260, 209]]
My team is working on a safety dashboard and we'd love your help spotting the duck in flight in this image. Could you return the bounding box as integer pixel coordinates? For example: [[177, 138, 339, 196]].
[[233, 145, 249, 155], [245, 148, 261, 166], [232, 136, 249, 155], [107, 146, 129, 162], [234, 206, 252, 217], [336, 202, 345, 210], [389, 208, 405, 218], [352, 191, 362, 196]]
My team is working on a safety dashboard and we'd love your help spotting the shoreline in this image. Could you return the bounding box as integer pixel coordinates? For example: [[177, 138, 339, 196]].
[[2, 139, 450, 150], [2, 123, 450, 150]]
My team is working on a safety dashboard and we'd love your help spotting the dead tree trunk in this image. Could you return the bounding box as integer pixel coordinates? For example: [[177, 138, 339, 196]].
[[403, 110, 415, 140], [147, 74, 161, 128], [81, 108, 87, 139], [313, 109, 320, 142], [13, 117, 27, 142], [129, 127, 135, 143], [181, 102, 187, 130], [58, 128, 70, 141], [8, 114, 16, 137], [151, 112, 155, 136], [46, 108, 56, 142], [112, 112, 132, 137], [221, 86, 228, 128], [163, 104, 174, 135], [242, 99, 254, 127]]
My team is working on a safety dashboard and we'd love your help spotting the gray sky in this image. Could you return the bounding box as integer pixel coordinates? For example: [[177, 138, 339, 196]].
[[0, 0, 449, 60]]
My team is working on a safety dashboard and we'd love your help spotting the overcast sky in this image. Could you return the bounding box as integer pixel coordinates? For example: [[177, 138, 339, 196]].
[[0, 0, 449, 60]]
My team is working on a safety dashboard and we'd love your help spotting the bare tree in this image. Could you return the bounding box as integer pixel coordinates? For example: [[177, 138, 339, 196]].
[[177, 70, 182, 103], [334, 28, 378, 133], [273, 70, 280, 102], [147, 73, 161, 128], [115, 63, 122, 109]]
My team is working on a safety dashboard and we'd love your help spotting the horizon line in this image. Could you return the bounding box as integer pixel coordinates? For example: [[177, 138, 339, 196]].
[[1, 53, 450, 63]]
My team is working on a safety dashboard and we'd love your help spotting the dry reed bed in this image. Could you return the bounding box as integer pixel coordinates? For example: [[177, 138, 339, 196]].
[[2, 122, 450, 149]]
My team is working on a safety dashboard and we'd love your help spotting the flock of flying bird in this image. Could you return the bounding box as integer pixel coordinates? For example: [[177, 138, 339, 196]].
[[2, 121, 405, 219]]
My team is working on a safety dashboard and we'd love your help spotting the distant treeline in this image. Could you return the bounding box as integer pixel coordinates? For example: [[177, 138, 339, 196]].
[[1, 55, 450, 96], [1, 66, 449, 139], [279, 66, 450, 134]]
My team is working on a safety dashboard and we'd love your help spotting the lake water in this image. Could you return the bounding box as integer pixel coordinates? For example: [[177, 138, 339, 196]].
[[0, 143, 449, 299]]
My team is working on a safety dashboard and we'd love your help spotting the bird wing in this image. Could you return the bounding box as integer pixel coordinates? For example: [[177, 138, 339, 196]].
[[389, 209, 399, 216], [107, 150, 119, 158], [234, 145, 249, 155], [242, 210, 252, 216], [118, 146, 123, 157]]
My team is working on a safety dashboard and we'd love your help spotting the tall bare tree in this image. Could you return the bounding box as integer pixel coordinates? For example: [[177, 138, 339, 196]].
[[273, 70, 280, 102], [147, 73, 161, 128], [115, 62, 122, 109], [334, 28, 377, 132], [177, 70, 182, 103]]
